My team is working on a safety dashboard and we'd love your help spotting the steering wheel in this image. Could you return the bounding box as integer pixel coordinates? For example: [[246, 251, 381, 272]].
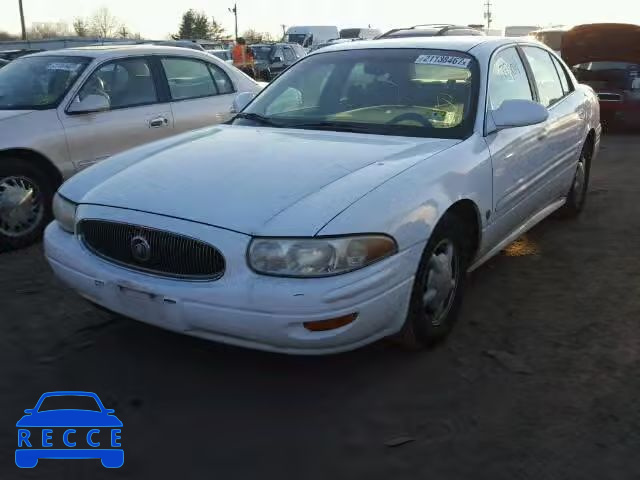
[[386, 112, 432, 127], [81, 76, 110, 102]]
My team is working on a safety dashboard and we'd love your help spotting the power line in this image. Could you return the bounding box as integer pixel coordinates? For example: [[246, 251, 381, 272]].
[[483, 0, 493, 30], [228, 3, 238, 40], [18, 0, 27, 40]]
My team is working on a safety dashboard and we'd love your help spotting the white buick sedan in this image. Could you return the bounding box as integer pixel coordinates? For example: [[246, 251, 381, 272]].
[[0, 45, 262, 251], [45, 37, 600, 355]]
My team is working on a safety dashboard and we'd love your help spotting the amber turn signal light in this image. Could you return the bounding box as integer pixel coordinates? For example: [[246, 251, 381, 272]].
[[303, 313, 358, 332]]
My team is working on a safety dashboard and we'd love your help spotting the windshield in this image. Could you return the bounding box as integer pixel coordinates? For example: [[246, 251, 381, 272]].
[[236, 48, 477, 139], [251, 46, 274, 61], [573, 61, 640, 90], [286, 34, 308, 46], [0, 55, 90, 110], [340, 29, 361, 39], [38, 395, 101, 412]]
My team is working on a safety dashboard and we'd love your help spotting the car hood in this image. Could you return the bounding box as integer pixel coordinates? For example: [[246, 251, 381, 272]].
[[0, 110, 36, 122], [562, 23, 640, 67], [16, 411, 123, 427], [61, 125, 459, 236]]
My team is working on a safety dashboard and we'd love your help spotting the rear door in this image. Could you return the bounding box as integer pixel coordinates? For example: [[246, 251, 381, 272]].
[[159, 56, 236, 134], [521, 46, 583, 195], [60, 56, 174, 170]]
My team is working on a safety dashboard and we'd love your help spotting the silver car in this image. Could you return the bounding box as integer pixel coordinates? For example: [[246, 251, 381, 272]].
[[0, 45, 262, 251]]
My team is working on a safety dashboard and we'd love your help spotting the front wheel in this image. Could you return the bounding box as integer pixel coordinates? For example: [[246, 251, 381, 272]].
[[0, 158, 55, 252], [395, 215, 470, 348]]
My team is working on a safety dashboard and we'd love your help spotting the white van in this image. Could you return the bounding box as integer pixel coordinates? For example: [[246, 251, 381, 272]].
[[284, 26, 340, 50]]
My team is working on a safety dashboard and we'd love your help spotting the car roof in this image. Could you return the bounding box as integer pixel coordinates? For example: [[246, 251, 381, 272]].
[[311, 36, 527, 54], [380, 24, 484, 38], [24, 44, 215, 60]]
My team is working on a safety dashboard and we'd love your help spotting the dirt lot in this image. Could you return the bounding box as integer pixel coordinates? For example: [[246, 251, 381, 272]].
[[1, 134, 639, 479]]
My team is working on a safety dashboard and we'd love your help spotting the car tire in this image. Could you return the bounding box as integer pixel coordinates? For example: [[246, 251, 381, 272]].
[[0, 158, 55, 252], [394, 213, 471, 349], [558, 141, 591, 218]]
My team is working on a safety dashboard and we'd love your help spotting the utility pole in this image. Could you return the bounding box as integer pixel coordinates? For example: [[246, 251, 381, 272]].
[[483, 0, 493, 30], [18, 0, 27, 40], [281, 24, 286, 39], [228, 3, 238, 40]]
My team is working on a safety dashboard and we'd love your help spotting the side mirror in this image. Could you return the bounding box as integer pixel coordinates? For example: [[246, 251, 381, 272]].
[[231, 91, 256, 113], [491, 99, 549, 130], [105, 409, 115, 414], [272, 56, 283, 64], [68, 94, 110, 114], [24, 409, 34, 414]]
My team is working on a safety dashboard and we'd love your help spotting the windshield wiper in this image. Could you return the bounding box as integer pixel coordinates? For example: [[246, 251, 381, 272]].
[[233, 112, 283, 128], [284, 121, 375, 134]]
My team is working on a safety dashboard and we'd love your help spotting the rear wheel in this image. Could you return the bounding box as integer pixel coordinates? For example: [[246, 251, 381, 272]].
[[395, 214, 471, 349], [559, 141, 591, 218], [0, 158, 55, 252]]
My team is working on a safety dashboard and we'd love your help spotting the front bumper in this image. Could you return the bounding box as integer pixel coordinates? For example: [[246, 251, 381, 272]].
[[44, 206, 420, 355]]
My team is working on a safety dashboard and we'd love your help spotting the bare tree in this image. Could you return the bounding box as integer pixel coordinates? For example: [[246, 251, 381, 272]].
[[73, 18, 90, 37], [0, 31, 18, 41], [242, 29, 273, 44], [91, 7, 119, 38], [28, 23, 70, 39]]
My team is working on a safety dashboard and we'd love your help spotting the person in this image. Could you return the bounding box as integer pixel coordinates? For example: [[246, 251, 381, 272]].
[[232, 38, 256, 78]]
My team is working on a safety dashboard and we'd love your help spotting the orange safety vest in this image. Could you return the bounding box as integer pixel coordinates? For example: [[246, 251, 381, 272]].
[[232, 45, 254, 67]]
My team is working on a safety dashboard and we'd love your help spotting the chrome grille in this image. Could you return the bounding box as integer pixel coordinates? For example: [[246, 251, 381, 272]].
[[79, 220, 225, 281]]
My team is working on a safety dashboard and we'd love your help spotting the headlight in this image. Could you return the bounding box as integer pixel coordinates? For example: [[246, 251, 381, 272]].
[[52, 193, 77, 233], [248, 235, 397, 277]]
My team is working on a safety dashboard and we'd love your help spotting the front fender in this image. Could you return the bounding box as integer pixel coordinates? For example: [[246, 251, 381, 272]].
[[318, 135, 492, 253]]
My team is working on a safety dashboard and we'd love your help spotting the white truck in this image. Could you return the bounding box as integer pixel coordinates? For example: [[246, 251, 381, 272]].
[[284, 26, 340, 50]]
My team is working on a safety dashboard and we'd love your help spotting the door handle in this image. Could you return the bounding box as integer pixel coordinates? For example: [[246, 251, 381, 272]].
[[149, 117, 168, 128], [537, 129, 549, 141]]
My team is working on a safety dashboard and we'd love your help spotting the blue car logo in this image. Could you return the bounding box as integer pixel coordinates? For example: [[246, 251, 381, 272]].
[[16, 391, 123, 468]]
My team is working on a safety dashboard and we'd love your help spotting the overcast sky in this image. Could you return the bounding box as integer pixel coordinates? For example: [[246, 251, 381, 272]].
[[2, 0, 639, 39]]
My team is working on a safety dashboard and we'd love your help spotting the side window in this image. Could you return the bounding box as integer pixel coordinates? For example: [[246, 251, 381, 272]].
[[489, 47, 533, 110], [208, 64, 234, 95], [283, 47, 296, 63], [551, 55, 572, 95], [274, 47, 284, 62], [522, 47, 565, 107], [78, 58, 158, 109], [161, 58, 217, 101]]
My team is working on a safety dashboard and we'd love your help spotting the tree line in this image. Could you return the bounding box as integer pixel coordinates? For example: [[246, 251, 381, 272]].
[[173, 9, 276, 43], [0, 7, 278, 43]]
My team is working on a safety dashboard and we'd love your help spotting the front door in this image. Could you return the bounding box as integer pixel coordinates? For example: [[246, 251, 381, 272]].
[[60, 57, 174, 170], [484, 46, 549, 240]]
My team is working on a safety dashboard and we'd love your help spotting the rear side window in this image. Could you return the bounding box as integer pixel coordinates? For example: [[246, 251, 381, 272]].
[[522, 47, 564, 107], [161, 58, 217, 101], [208, 64, 234, 94], [551, 55, 572, 95], [489, 47, 533, 110]]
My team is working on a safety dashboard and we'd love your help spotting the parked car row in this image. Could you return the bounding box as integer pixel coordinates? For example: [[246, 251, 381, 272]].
[[41, 36, 600, 354], [0, 45, 263, 250]]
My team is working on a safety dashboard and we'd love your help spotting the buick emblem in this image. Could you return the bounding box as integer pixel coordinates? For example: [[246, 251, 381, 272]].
[[130, 235, 151, 262]]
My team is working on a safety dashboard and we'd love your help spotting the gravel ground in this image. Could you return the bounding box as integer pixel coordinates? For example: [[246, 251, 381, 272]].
[[1, 134, 639, 479]]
